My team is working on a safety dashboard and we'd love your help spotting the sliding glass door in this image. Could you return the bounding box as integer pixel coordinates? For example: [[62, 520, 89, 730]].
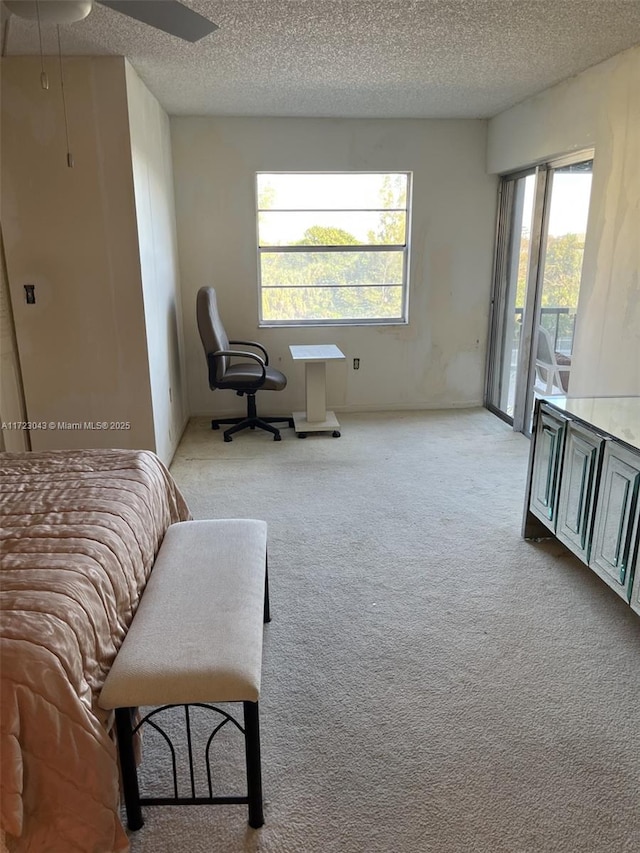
[[535, 161, 593, 400], [486, 171, 536, 419], [486, 152, 593, 434]]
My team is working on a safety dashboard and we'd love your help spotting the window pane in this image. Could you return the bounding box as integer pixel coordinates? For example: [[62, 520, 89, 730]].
[[262, 286, 404, 322], [261, 250, 404, 286], [539, 162, 593, 363], [257, 173, 408, 211], [500, 173, 536, 417], [258, 210, 406, 246], [256, 171, 411, 326]]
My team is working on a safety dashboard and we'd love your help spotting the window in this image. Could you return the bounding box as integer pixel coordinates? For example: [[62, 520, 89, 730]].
[[256, 172, 411, 326]]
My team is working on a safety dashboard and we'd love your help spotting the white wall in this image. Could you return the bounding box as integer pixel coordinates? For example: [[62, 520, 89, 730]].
[[125, 62, 188, 464], [171, 117, 497, 417], [1, 57, 156, 452], [0, 230, 29, 452], [488, 45, 640, 397]]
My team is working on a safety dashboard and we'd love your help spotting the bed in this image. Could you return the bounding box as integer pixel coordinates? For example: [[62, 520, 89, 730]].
[[0, 448, 191, 852]]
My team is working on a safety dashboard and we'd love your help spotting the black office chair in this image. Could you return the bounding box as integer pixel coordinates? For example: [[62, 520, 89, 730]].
[[196, 286, 293, 442]]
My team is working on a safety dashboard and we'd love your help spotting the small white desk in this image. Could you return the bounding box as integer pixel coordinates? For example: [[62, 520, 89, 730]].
[[289, 344, 345, 436]]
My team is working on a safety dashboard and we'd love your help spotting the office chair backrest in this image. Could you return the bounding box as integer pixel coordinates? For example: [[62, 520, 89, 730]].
[[196, 287, 230, 387]]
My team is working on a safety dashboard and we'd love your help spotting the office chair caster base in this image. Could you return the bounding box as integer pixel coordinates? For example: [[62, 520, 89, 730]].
[[224, 435, 233, 442], [297, 433, 307, 439], [274, 434, 282, 441], [211, 422, 220, 430], [332, 431, 341, 438]]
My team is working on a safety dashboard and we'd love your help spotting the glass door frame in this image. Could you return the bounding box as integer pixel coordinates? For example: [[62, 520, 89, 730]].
[[485, 149, 594, 435]]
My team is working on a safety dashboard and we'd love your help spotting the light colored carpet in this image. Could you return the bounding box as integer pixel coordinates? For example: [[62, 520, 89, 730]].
[[129, 409, 640, 853]]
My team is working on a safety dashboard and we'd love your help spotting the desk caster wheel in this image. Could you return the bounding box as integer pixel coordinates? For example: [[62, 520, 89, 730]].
[[274, 434, 282, 441], [298, 433, 307, 439], [224, 435, 232, 442], [332, 431, 341, 438]]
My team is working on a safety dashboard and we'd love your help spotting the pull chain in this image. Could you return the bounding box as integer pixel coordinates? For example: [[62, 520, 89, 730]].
[[56, 25, 74, 168], [35, 0, 49, 89]]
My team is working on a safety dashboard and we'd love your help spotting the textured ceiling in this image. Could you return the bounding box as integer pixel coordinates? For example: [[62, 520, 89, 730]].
[[3, 0, 640, 118]]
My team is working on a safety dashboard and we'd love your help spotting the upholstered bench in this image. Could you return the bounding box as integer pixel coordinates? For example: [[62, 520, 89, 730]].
[[99, 518, 269, 831]]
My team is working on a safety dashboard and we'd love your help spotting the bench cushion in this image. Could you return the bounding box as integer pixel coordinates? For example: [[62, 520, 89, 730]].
[[99, 519, 267, 709]]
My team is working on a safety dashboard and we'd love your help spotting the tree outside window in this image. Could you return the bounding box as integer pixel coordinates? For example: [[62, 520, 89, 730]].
[[257, 172, 411, 325]]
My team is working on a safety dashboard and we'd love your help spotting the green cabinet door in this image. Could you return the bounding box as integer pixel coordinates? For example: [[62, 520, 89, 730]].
[[529, 404, 567, 532], [589, 442, 640, 602], [556, 422, 603, 561]]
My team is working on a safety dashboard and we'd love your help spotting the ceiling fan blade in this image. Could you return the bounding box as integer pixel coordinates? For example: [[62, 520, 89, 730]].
[[98, 1, 218, 42]]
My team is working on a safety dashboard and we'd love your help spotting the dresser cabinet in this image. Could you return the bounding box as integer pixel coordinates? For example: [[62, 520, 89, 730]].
[[523, 397, 640, 611]]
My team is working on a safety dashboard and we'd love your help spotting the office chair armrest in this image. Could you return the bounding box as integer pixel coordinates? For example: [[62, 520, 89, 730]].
[[229, 340, 269, 366], [211, 349, 267, 385]]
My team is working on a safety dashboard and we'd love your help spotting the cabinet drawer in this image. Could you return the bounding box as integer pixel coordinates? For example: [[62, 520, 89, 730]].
[[556, 423, 603, 561], [589, 442, 640, 601]]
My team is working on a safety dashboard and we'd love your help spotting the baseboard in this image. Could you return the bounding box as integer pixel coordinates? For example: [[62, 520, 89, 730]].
[[331, 400, 484, 414], [192, 400, 484, 419]]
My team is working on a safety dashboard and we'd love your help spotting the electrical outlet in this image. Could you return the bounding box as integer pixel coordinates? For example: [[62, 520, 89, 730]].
[[353, 358, 360, 369]]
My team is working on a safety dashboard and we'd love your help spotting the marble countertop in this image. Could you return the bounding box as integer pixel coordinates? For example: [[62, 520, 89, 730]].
[[541, 396, 640, 450]]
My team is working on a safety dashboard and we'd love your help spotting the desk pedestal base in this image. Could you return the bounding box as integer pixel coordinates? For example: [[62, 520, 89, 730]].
[[292, 410, 341, 435]]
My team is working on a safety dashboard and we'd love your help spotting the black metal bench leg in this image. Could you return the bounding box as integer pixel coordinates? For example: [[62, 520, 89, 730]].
[[115, 707, 144, 831], [264, 555, 271, 624], [243, 701, 264, 828]]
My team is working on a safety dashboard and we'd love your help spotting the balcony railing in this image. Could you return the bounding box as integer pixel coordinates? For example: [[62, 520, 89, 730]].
[[514, 306, 576, 356]]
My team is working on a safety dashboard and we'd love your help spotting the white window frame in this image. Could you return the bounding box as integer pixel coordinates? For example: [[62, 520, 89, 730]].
[[256, 171, 412, 327]]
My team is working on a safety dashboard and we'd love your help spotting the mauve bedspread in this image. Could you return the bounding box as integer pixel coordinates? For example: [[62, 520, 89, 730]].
[[0, 449, 191, 852]]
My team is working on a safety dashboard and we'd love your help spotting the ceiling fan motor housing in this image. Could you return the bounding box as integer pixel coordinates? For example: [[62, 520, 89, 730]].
[[4, 1, 93, 24], [4, 1, 219, 41]]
